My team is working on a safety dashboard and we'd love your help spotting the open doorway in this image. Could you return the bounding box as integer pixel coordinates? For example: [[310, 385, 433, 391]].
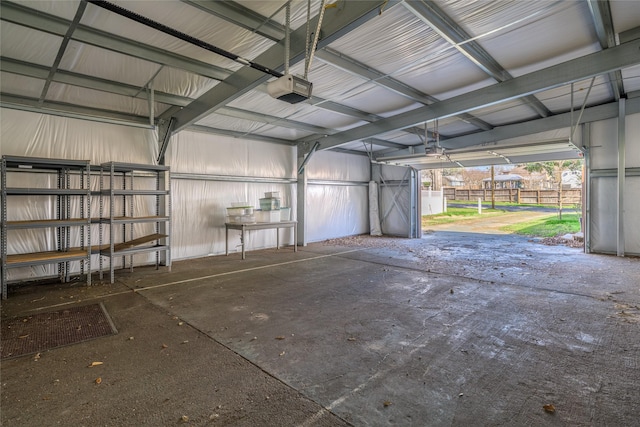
[[420, 161, 584, 246]]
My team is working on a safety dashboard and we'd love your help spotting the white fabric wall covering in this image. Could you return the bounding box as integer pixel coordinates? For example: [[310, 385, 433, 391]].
[[303, 151, 370, 242], [463, 3, 596, 76], [167, 130, 295, 176], [0, 73, 46, 99], [588, 113, 640, 255], [288, 108, 363, 131], [0, 22, 62, 66], [339, 86, 421, 117], [624, 178, 640, 255], [170, 179, 296, 259], [395, 53, 491, 100], [59, 41, 161, 87], [46, 82, 170, 117], [627, 113, 640, 168], [306, 185, 369, 242], [305, 150, 370, 181], [0, 108, 157, 162], [166, 130, 297, 259], [610, 1, 640, 33], [152, 68, 220, 100], [590, 118, 618, 170], [13, 0, 80, 20], [329, 5, 443, 76], [299, 62, 375, 101], [589, 177, 617, 253], [195, 114, 269, 135]]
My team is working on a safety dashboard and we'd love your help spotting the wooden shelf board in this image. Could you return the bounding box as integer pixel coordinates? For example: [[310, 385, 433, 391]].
[[7, 249, 88, 265], [109, 233, 168, 252]]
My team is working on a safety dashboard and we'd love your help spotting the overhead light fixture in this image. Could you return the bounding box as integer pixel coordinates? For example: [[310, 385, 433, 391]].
[[267, 74, 313, 104]]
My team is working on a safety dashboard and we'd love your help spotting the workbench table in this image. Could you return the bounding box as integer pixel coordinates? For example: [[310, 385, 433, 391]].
[[225, 221, 297, 259]]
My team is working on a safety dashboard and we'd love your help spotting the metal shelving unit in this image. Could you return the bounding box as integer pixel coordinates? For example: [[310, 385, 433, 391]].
[[1, 155, 91, 299], [98, 162, 171, 283]]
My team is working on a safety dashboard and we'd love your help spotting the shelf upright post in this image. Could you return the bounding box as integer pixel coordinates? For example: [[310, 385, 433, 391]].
[[128, 169, 134, 272], [1, 157, 7, 299]]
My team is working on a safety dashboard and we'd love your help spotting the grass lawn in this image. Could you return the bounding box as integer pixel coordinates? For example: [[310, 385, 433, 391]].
[[501, 213, 581, 237], [422, 207, 506, 227]]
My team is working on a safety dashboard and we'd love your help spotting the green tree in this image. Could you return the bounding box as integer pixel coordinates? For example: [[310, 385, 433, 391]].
[[522, 160, 583, 219]]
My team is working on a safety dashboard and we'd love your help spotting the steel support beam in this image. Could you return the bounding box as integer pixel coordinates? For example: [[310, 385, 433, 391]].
[[39, 1, 86, 104], [617, 98, 625, 257], [296, 146, 309, 247], [312, 39, 640, 151], [166, 1, 400, 132], [403, 0, 551, 118], [588, 0, 625, 100]]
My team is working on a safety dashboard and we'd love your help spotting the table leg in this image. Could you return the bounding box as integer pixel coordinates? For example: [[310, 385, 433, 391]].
[[225, 226, 229, 256], [276, 227, 280, 250], [294, 224, 297, 252], [241, 227, 246, 260]]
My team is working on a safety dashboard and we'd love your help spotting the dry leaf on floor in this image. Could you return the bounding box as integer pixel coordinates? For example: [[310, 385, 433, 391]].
[[162, 344, 168, 349], [347, 337, 357, 341], [95, 377, 102, 384], [279, 351, 285, 356], [33, 353, 41, 361], [88, 361, 103, 367], [181, 415, 189, 422], [383, 401, 392, 407], [18, 334, 29, 339], [275, 336, 286, 340], [543, 404, 555, 413]]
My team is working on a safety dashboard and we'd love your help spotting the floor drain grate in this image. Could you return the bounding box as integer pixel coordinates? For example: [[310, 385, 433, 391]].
[[1, 303, 117, 359]]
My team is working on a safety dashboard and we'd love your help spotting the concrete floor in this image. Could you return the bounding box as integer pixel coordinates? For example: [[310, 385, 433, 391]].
[[2, 231, 639, 426]]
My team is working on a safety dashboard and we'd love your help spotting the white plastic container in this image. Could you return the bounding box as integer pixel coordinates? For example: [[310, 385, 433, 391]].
[[231, 201, 251, 208], [255, 209, 280, 223], [226, 214, 256, 224], [227, 207, 254, 216], [280, 207, 291, 221], [265, 191, 280, 198]]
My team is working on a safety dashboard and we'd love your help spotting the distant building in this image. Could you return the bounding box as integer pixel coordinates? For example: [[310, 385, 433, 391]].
[[562, 170, 582, 188], [443, 175, 465, 187], [482, 173, 523, 189]]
